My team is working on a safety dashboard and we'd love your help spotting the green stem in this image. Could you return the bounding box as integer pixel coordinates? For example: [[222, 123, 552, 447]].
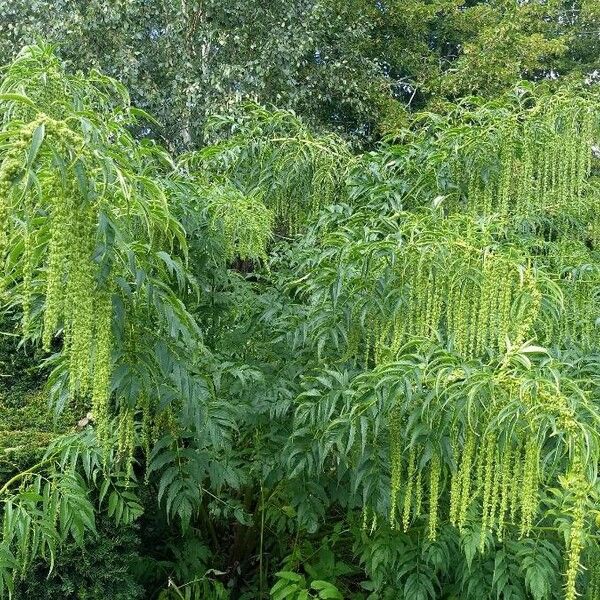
[[259, 483, 265, 599], [0, 456, 53, 496]]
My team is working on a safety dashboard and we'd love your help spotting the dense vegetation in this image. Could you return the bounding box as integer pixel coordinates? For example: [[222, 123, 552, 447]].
[[1, 0, 598, 147], [0, 3, 599, 599]]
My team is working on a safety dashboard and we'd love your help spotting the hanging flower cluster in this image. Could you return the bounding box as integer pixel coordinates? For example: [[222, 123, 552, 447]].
[[0, 110, 114, 435], [374, 239, 543, 361], [380, 92, 598, 598], [462, 102, 594, 220], [293, 89, 599, 599], [206, 186, 274, 263], [183, 104, 353, 235], [371, 347, 599, 600], [0, 45, 192, 458]]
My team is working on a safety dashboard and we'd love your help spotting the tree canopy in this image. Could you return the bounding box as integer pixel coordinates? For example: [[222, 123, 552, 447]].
[[1, 1, 597, 147]]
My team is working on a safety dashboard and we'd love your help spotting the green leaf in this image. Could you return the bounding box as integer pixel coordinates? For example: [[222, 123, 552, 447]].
[[275, 571, 304, 583], [0, 93, 37, 109], [27, 122, 45, 166], [311, 580, 343, 599]]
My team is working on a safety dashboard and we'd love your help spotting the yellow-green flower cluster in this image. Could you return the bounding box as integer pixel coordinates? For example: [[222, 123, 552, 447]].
[[92, 290, 113, 448], [563, 456, 588, 600], [209, 190, 274, 263], [1, 110, 115, 447], [117, 407, 136, 479], [464, 102, 596, 221], [378, 242, 542, 362], [389, 405, 403, 528], [428, 453, 441, 541]]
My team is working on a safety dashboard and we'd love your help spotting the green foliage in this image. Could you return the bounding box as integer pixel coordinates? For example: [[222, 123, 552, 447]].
[[183, 105, 353, 234], [270, 571, 343, 600], [1, 1, 596, 146], [275, 86, 600, 599], [0, 428, 145, 593], [1, 42, 600, 600], [157, 574, 230, 600], [0, 314, 75, 502], [14, 517, 144, 600]]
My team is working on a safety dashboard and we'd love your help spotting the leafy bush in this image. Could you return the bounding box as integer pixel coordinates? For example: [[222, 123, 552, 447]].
[[15, 518, 144, 600], [0, 44, 599, 600]]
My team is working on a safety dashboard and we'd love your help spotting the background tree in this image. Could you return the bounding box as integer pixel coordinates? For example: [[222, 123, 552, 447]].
[[0, 0, 596, 147]]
